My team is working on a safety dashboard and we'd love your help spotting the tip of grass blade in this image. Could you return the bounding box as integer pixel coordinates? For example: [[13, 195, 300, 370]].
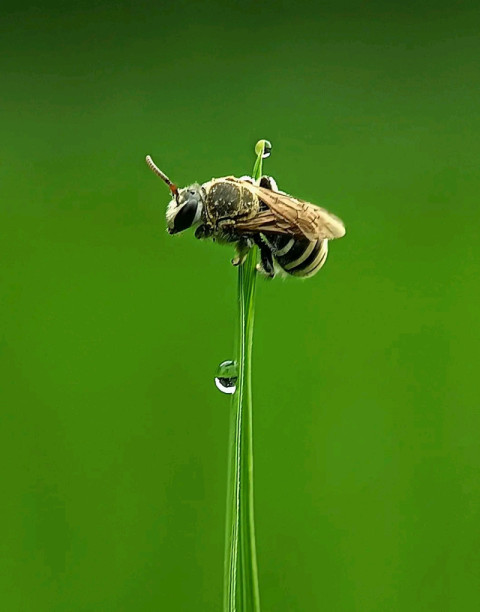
[[252, 139, 272, 182]]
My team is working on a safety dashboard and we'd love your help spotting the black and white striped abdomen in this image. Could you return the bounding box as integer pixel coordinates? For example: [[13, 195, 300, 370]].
[[264, 234, 329, 278]]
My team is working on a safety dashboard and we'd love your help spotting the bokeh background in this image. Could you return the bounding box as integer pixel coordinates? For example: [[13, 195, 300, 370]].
[[1, 1, 479, 610]]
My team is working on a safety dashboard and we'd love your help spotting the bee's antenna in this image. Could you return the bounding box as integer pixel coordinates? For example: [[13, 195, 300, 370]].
[[145, 155, 179, 201]]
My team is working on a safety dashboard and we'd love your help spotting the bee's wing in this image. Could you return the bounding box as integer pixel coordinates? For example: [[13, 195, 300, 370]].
[[235, 183, 346, 241]]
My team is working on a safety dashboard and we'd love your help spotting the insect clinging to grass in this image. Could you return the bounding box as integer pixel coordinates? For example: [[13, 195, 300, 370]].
[[145, 154, 345, 278]]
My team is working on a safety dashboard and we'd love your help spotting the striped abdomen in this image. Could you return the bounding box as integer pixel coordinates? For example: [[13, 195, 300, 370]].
[[265, 234, 329, 278]]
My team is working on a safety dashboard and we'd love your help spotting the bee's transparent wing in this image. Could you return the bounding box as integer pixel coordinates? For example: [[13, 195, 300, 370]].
[[235, 183, 346, 241]]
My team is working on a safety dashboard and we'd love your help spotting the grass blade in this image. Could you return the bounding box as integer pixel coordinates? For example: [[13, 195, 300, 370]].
[[224, 140, 270, 612]]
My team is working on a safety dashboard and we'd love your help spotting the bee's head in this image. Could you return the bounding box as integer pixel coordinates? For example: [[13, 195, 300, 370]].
[[166, 184, 204, 235], [145, 155, 204, 235]]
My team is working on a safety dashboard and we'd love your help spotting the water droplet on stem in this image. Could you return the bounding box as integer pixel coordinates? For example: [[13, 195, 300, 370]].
[[215, 360, 238, 394], [255, 139, 272, 159]]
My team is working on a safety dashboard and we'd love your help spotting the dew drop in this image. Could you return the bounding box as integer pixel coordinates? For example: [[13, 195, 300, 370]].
[[262, 140, 272, 158], [255, 139, 272, 159], [215, 360, 238, 394]]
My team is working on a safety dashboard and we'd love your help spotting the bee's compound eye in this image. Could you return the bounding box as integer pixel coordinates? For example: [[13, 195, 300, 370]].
[[172, 201, 198, 234]]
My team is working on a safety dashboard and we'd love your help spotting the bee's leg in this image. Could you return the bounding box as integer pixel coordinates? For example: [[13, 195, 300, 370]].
[[231, 237, 252, 267], [253, 235, 275, 278], [217, 219, 238, 242], [195, 224, 211, 240], [259, 176, 279, 191]]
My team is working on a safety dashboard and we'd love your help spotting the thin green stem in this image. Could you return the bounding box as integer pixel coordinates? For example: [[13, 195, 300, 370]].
[[224, 140, 270, 612]]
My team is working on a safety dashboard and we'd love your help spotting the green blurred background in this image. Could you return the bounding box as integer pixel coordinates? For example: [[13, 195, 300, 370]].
[[1, 1, 479, 610]]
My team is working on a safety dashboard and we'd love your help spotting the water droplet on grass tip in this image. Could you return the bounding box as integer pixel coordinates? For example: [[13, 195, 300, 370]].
[[262, 141, 272, 158], [255, 139, 272, 159], [215, 360, 238, 394]]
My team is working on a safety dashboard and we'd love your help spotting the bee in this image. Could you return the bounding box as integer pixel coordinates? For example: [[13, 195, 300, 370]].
[[145, 155, 345, 278]]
